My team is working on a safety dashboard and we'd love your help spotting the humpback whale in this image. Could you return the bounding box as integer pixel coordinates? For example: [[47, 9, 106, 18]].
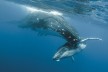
[[17, 6, 102, 61]]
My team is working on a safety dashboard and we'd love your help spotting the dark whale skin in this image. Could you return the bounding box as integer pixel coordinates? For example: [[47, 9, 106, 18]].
[[20, 12, 80, 49]]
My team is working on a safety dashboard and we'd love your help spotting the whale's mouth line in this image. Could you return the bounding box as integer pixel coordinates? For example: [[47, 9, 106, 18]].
[[53, 57, 60, 61]]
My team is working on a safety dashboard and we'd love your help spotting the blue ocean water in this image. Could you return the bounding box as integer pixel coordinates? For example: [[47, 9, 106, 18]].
[[0, 0, 108, 72]]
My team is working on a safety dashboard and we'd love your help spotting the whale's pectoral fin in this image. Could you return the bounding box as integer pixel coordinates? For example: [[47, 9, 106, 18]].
[[71, 56, 75, 62], [79, 38, 102, 49], [81, 38, 102, 43]]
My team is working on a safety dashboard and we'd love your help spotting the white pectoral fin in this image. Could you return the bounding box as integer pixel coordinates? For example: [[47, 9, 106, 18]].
[[81, 38, 102, 42], [79, 37, 102, 49]]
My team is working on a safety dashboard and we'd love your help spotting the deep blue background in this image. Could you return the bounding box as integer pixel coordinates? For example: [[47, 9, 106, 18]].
[[0, 0, 108, 72]]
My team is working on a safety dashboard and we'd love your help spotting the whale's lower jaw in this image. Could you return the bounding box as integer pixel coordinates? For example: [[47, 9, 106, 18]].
[[53, 47, 81, 61], [53, 42, 81, 61], [53, 50, 75, 61]]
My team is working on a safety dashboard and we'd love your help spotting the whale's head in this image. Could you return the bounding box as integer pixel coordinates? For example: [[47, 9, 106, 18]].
[[53, 47, 75, 61], [53, 42, 82, 61], [52, 40, 88, 61]]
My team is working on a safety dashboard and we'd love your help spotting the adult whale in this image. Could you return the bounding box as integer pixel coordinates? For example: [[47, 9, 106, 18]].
[[18, 6, 102, 61], [6, 1, 102, 61]]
